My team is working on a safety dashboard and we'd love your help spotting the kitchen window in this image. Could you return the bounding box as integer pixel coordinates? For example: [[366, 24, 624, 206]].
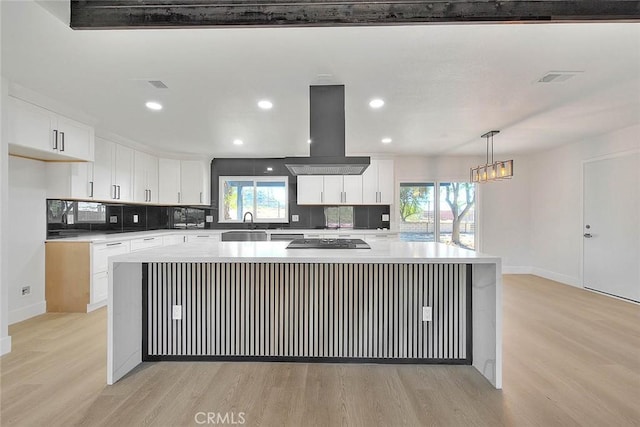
[[219, 176, 288, 223]]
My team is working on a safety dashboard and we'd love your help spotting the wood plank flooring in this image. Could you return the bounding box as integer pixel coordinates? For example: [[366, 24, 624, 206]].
[[1, 275, 639, 426]]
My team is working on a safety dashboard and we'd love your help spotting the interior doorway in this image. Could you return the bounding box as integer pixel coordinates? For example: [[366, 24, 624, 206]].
[[583, 151, 640, 302]]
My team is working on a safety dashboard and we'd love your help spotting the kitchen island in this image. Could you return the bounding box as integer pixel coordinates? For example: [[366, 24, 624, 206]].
[[108, 240, 502, 388]]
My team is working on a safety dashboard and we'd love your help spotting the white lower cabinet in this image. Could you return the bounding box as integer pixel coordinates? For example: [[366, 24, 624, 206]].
[[187, 234, 220, 243], [91, 241, 130, 306], [130, 236, 163, 252], [163, 234, 187, 246]]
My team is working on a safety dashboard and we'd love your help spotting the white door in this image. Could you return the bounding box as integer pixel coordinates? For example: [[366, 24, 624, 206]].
[[114, 144, 133, 202], [343, 175, 363, 204], [56, 115, 94, 161], [92, 138, 115, 200], [377, 159, 395, 204], [583, 152, 640, 302], [322, 175, 343, 204]]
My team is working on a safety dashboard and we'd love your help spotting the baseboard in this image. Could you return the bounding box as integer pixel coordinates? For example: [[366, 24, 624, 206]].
[[9, 300, 46, 325], [0, 336, 12, 356], [531, 267, 581, 288], [87, 299, 107, 313], [502, 266, 534, 275]]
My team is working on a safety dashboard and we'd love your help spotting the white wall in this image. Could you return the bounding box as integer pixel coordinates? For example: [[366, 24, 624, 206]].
[[8, 156, 47, 323], [1, 72, 12, 353], [479, 155, 532, 271], [528, 124, 640, 286]]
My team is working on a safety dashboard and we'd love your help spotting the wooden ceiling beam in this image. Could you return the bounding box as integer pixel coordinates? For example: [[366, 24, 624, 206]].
[[70, 1, 640, 29]]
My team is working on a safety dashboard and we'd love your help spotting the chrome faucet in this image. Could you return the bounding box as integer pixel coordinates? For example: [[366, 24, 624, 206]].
[[242, 211, 254, 229]]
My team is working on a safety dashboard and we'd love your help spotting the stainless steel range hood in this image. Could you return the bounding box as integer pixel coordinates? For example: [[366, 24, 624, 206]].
[[285, 85, 370, 175]]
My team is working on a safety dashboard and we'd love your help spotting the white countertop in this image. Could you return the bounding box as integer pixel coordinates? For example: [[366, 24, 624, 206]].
[[46, 228, 398, 243], [109, 240, 500, 264]]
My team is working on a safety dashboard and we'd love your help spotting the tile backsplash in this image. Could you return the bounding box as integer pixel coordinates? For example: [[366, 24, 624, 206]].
[[46, 200, 211, 239]]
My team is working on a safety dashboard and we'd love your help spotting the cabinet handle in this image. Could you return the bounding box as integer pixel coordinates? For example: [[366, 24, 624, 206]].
[[149, 189, 152, 202], [200, 192, 203, 203], [89, 181, 94, 198], [52, 129, 58, 150], [60, 132, 65, 152], [106, 242, 122, 247], [112, 184, 117, 199], [178, 192, 181, 203], [320, 191, 324, 203], [117, 185, 121, 200], [143, 237, 155, 241], [145, 189, 149, 202]]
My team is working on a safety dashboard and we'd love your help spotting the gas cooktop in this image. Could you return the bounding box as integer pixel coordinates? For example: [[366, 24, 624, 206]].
[[286, 238, 371, 249]]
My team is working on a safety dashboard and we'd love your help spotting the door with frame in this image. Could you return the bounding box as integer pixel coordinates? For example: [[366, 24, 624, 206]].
[[583, 151, 640, 302]]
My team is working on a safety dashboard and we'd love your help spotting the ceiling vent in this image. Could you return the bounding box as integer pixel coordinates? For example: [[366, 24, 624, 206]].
[[148, 80, 168, 89], [537, 71, 582, 83]]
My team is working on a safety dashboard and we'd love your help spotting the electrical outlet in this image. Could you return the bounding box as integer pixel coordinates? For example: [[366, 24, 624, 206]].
[[21, 286, 31, 296], [172, 305, 182, 320], [291, 214, 299, 222], [133, 214, 139, 223], [382, 214, 390, 221], [206, 215, 214, 223], [110, 215, 118, 224], [422, 306, 432, 322]]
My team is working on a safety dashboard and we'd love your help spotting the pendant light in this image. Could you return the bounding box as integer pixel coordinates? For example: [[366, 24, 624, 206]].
[[470, 130, 513, 183]]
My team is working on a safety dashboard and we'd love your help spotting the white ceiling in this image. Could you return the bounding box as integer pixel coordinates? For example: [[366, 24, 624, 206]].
[[2, 1, 639, 158]]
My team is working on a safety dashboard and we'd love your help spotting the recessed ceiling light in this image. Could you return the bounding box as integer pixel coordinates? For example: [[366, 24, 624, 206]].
[[369, 98, 385, 109], [145, 101, 162, 111], [233, 139, 243, 146], [266, 167, 273, 172], [381, 137, 392, 144], [258, 100, 273, 110]]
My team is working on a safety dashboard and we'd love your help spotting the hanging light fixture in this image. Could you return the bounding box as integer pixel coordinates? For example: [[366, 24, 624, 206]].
[[470, 130, 513, 183]]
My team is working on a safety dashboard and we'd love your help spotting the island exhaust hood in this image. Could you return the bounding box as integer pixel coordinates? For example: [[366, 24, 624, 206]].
[[285, 85, 370, 175]]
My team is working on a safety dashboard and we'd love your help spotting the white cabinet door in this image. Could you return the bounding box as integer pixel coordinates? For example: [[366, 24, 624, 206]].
[[377, 160, 394, 204], [130, 236, 163, 252], [114, 145, 133, 202], [8, 96, 56, 154], [322, 175, 343, 204], [92, 138, 115, 201], [297, 176, 324, 204], [55, 115, 94, 161], [180, 160, 206, 205], [186, 234, 221, 243], [362, 162, 379, 204], [46, 162, 93, 199], [92, 241, 131, 274], [134, 151, 159, 203], [147, 155, 159, 203], [163, 234, 186, 246], [343, 175, 363, 204], [362, 160, 394, 204], [158, 158, 181, 204]]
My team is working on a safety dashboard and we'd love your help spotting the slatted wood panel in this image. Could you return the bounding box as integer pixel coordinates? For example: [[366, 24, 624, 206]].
[[145, 263, 469, 361]]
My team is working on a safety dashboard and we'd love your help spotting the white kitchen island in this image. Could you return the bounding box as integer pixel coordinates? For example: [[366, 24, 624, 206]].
[[108, 240, 502, 388]]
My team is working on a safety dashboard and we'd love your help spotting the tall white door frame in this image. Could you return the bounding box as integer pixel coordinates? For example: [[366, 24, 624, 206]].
[[581, 149, 640, 302]]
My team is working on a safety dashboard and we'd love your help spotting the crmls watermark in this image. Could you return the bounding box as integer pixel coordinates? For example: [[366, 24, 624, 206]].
[[194, 412, 246, 425]]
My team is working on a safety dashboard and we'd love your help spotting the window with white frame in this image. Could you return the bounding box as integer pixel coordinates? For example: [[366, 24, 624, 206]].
[[219, 176, 288, 223], [399, 181, 476, 249]]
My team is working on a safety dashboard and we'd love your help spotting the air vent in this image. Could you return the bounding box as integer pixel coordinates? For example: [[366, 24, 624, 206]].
[[537, 71, 582, 83], [148, 80, 168, 89]]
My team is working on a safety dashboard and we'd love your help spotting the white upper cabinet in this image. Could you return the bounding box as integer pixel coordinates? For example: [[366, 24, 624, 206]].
[[297, 176, 325, 204], [92, 138, 133, 202], [134, 151, 159, 203], [362, 159, 394, 204], [297, 175, 363, 205], [180, 160, 209, 205], [159, 159, 209, 205], [46, 162, 94, 200], [8, 96, 94, 162], [158, 159, 181, 204]]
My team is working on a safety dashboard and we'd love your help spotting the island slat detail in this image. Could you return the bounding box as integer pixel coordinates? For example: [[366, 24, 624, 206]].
[[143, 262, 471, 363]]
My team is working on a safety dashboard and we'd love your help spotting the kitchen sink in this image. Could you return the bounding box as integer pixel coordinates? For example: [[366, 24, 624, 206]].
[[221, 230, 268, 242]]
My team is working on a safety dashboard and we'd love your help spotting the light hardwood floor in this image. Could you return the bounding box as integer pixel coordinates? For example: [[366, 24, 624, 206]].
[[1, 275, 639, 426]]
